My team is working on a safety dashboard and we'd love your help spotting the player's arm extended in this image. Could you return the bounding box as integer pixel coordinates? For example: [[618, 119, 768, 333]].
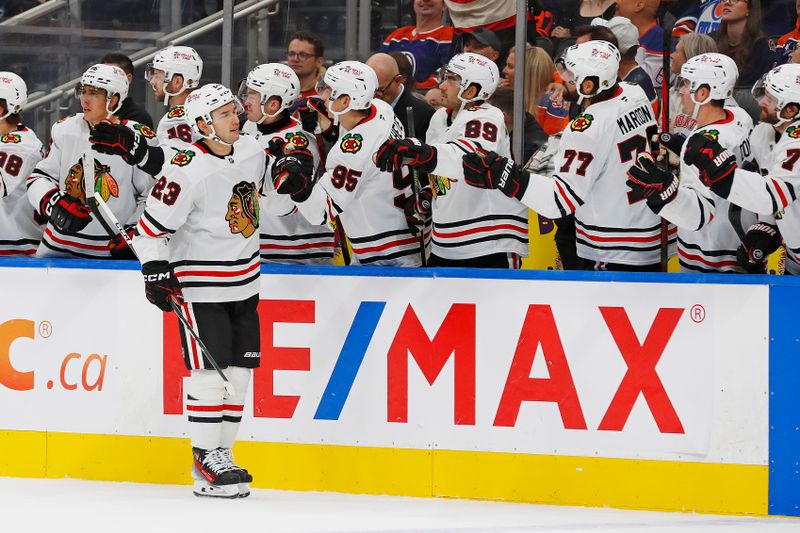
[[723, 165, 798, 216]]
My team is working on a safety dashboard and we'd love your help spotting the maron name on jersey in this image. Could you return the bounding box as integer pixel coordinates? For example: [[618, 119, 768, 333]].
[[616, 104, 655, 136]]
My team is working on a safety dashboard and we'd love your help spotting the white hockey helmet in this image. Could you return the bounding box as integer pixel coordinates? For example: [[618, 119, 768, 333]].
[[752, 64, 800, 125], [184, 83, 244, 145], [238, 63, 300, 123], [442, 52, 500, 104], [145, 46, 203, 104], [680, 52, 738, 102], [556, 40, 620, 104], [0, 72, 27, 120], [320, 61, 377, 122], [76, 64, 129, 115]]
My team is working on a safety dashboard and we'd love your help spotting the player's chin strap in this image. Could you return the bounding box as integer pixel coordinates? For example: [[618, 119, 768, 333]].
[[773, 106, 800, 128], [689, 91, 712, 122], [162, 76, 184, 106], [256, 96, 286, 124]]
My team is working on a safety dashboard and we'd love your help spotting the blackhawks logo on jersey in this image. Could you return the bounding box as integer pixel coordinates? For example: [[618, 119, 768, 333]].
[[167, 106, 185, 119], [66, 158, 119, 204], [429, 173, 456, 198], [570, 113, 593, 132], [0, 133, 21, 143], [170, 149, 195, 167], [702, 129, 720, 141], [340, 133, 363, 154], [226, 181, 259, 238], [132, 123, 156, 139], [285, 131, 309, 148], [464, 103, 481, 112], [787, 126, 800, 139]]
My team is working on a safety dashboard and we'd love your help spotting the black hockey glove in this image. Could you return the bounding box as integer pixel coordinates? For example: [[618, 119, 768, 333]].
[[683, 133, 737, 198], [39, 188, 92, 234], [108, 225, 136, 260], [297, 96, 337, 139], [403, 187, 432, 235], [267, 138, 315, 175], [626, 153, 679, 213], [654, 131, 686, 170], [375, 138, 438, 173], [142, 261, 183, 312], [737, 223, 782, 273], [273, 154, 314, 202], [90, 121, 149, 166], [462, 151, 529, 200]]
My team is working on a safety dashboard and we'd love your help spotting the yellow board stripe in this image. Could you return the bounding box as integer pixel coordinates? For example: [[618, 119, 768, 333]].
[[1, 430, 767, 516]]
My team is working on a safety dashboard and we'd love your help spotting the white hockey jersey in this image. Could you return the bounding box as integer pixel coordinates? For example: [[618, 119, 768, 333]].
[[660, 107, 755, 273], [156, 104, 200, 151], [520, 82, 673, 266], [426, 102, 529, 260], [715, 119, 800, 274], [242, 116, 335, 265], [132, 136, 268, 303], [0, 126, 44, 256], [26, 115, 155, 258], [294, 99, 422, 266]]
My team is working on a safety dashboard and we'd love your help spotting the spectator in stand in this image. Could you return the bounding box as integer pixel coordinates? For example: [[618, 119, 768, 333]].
[[616, 0, 665, 89], [389, 52, 416, 91], [550, 0, 617, 38], [288, 31, 325, 99], [490, 86, 546, 164], [591, 16, 658, 115], [366, 53, 435, 142], [100, 53, 154, 128], [672, 0, 721, 37], [668, 33, 718, 136], [381, 0, 455, 91], [444, 0, 519, 52], [775, 0, 800, 64], [713, 0, 776, 87], [462, 28, 503, 67]]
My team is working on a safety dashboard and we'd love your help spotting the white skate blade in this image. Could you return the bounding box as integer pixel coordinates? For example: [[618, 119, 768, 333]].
[[193, 480, 240, 499]]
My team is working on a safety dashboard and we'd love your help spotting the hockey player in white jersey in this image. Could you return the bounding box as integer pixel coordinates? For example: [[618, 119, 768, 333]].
[[627, 53, 755, 273], [239, 63, 335, 265], [375, 52, 529, 268], [0, 72, 44, 256], [26, 64, 155, 258], [461, 41, 668, 271], [273, 61, 422, 266], [131, 84, 266, 498], [681, 64, 800, 274], [90, 46, 203, 179]]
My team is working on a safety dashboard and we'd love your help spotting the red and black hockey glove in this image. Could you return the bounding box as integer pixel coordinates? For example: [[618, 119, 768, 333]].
[[626, 153, 679, 213], [142, 261, 183, 312], [462, 151, 529, 200], [39, 188, 92, 234], [375, 138, 438, 173], [737, 223, 782, 273], [90, 121, 149, 166], [402, 187, 432, 235], [272, 153, 314, 202], [654, 131, 686, 170], [108, 225, 136, 259], [683, 133, 737, 197]]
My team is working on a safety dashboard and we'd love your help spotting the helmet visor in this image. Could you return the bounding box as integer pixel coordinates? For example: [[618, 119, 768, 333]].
[[554, 58, 576, 88], [751, 74, 767, 101]]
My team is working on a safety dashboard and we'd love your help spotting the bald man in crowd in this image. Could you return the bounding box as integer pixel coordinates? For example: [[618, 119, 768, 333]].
[[366, 52, 435, 141]]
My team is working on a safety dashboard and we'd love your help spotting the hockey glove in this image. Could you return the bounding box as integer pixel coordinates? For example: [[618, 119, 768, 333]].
[[273, 154, 314, 202], [683, 134, 737, 197], [90, 121, 149, 166], [297, 96, 335, 138], [108, 225, 136, 260], [403, 187, 432, 235], [654, 131, 686, 170], [39, 188, 92, 234], [142, 261, 183, 312], [375, 138, 438, 173], [463, 151, 529, 200], [626, 153, 679, 213], [737, 223, 782, 274]]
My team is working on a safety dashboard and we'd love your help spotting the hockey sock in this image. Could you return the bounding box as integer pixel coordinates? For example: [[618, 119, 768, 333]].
[[220, 366, 251, 449], [185, 369, 226, 451]]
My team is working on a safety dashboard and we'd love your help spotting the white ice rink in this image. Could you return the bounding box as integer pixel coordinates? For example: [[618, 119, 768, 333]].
[[3, 477, 799, 533]]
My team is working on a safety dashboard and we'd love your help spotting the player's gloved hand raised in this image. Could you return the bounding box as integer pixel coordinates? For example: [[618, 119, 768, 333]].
[[272, 154, 314, 202], [736, 222, 782, 274], [108, 225, 136, 259], [375, 138, 438, 173], [402, 187, 432, 235], [653, 131, 686, 170], [90, 121, 148, 166], [39, 188, 92, 234], [683, 133, 737, 197], [297, 96, 334, 137], [626, 152, 679, 213], [462, 151, 529, 200], [142, 260, 183, 312]]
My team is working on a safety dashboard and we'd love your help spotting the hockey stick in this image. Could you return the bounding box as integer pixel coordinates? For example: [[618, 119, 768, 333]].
[[406, 106, 428, 266], [658, 7, 674, 273], [92, 191, 235, 398]]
